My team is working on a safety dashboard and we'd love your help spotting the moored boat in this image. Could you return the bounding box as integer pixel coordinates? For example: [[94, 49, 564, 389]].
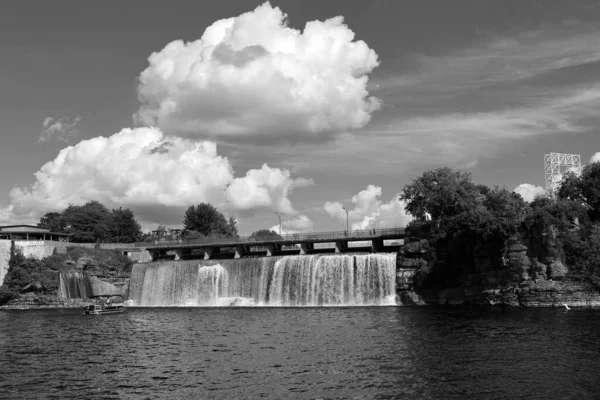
[[83, 295, 126, 315]]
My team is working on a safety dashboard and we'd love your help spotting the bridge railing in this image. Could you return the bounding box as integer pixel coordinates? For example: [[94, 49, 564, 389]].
[[135, 227, 406, 248]]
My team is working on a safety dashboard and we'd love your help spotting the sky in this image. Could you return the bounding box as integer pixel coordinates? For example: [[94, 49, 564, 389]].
[[1, 0, 599, 235]]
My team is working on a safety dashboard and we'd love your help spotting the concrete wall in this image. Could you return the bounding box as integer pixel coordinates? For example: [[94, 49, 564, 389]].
[[0, 240, 11, 287], [14, 241, 57, 259]]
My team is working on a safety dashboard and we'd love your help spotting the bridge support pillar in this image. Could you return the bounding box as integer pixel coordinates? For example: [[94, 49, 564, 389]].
[[148, 249, 159, 261], [335, 240, 346, 254], [300, 242, 313, 255], [266, 243, 280, 257], [234, 245, 246, 259], [204, 247, 220, 260], [173, 248, 192, 260], [372, 238, 384, 253]]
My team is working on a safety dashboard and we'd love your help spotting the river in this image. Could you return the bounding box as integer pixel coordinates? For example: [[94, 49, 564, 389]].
[[1, 307, 599, 399]]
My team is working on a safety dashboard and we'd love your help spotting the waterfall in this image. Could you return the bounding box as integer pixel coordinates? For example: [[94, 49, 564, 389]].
[[59, 272, 93, 299], [128, 254, 396, 307]]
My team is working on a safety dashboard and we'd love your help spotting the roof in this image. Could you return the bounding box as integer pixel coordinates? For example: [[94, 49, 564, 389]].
[[0, 224, 48, 230], [0, 225, 70, 236]]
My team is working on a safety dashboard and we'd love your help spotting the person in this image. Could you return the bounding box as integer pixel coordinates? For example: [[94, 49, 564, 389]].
[[106, 297, 111, 306]]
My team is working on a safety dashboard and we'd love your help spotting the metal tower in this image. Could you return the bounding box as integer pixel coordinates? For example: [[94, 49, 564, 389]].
[[544, 152, 582, 194]]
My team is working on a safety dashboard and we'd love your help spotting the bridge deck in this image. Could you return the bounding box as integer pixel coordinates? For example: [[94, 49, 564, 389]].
[[139, 227, 406, 251]]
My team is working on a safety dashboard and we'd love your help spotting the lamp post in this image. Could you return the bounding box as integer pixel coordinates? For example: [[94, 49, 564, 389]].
[[342, 207, 349, 235], [274, 212, 282, 236]]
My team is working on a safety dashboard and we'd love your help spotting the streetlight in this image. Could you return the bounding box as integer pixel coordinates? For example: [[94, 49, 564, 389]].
[[274, 212, 282, 236], [342, 207, 349, 235]]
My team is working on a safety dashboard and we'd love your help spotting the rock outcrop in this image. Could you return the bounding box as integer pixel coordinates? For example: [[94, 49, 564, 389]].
[[396, 232, 600, 308]]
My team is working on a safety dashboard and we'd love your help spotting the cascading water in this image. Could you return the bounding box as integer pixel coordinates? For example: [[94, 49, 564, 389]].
[[59, 272, 93, 299], [128, 254, 396, 307]]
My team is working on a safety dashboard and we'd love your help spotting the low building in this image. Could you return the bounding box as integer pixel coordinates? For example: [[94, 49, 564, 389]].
[[0, 225, 70, 241]]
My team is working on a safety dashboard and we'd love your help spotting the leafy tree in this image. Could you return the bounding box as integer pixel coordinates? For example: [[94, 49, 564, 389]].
[[250, 229, 283, 240], [62, 201, 113, 243], [400, 167, 482, 224], [557, 162, 600, 214], [0, 244, 45, 304], [109, 207, 142, 243], [183, 203, 238, 237], [38, 212, 67, 232], [227, 216, 239, 238]]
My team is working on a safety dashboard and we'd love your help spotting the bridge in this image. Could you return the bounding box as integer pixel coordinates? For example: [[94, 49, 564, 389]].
[[137, 227, 406, 261]]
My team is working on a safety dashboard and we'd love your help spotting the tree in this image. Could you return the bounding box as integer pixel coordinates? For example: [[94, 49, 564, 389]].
[[62, 201, 113, 243], [557, 162, 600, 214], [226, 216, 239, 238], [400, 167, 482, 223], [38, 212, 66, 232], [250, 229, 283, 240], [183, 203, 237, 237], [109, 208, 142, 243]]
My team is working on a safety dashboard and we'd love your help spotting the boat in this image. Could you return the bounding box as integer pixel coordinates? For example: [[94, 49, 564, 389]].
[[83, 295, 126, 315]]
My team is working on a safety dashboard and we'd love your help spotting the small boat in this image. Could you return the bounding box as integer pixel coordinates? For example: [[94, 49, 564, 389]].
[[83, 295, 126, 315]]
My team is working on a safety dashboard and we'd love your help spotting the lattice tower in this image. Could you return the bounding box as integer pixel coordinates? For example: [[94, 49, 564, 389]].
[[544, 153, 582, 194]]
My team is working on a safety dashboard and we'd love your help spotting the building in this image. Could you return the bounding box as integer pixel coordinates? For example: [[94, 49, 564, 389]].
[[0, 225, 70, 241]]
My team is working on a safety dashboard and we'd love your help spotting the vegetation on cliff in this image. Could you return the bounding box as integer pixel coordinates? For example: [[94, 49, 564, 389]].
[[0, 245, 132, 306], [400, 162, 600, 289]]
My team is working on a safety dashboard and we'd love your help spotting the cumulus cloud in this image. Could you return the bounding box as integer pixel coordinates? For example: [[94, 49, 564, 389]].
[[514, 183, 546, 203], [269, 214, 314, 235], [226, 164, 313, 215], [135, 2, 380, 142], [324, 185, 412, 230], [590, 152, 600, 163], [39, 116, 81, 143], [2, 127, 310, 225]]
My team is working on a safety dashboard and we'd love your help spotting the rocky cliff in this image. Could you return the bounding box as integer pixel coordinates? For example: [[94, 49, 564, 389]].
[[0, 246, 131, 308], [395, 229, 600, 307]]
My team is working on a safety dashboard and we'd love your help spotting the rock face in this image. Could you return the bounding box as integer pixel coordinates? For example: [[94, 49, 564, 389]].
[[395, 239, 428, 305], [396, 232, 600, 308], [1, 247, 132, 308]]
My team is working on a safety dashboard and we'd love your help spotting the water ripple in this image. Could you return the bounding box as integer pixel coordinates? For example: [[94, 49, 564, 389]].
[[1, 307, 600, 399]]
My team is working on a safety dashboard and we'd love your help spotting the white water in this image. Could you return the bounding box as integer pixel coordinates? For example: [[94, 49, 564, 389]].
[[128, 254, 397, 307], [59, 272, 92, 299]]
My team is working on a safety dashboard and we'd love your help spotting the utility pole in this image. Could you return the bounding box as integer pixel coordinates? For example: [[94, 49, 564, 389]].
[[274, 212, 282, 236], [342, 207, 349, 235]]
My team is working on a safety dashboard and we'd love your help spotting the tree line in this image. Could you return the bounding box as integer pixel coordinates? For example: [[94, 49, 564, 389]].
[[400, 162, 600, 286], [38, 201, 283, 243]]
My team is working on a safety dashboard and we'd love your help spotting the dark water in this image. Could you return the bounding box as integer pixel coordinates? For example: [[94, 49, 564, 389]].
[[1, 307, 599, 399]]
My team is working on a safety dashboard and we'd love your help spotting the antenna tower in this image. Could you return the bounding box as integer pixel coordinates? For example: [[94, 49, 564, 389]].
[[544, 152, 582, 194]]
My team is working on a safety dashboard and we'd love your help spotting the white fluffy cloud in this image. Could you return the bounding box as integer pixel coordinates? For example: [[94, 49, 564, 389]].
[[590, 152, 600, 163], [135, 2, 380, 142], [39, 116, 81, 143], [3, 127, 310, 225], [269, 214, 314, 235], [324, 185, 412, 230], [226, 164, 313, 214], [514, 183, 546, 203]]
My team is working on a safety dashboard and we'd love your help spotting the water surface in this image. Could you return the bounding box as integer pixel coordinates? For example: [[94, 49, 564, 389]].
[[1, 307, 599, 399]]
